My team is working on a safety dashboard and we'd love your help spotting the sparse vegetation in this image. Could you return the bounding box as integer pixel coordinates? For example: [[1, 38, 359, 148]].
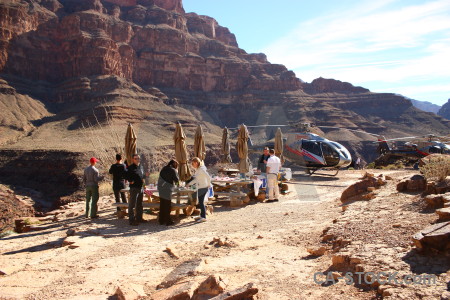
[[0, 230, 15, 238], [420, 155, 450, 182], [365, 162, 376, 169], [22, 218, 41, 225]]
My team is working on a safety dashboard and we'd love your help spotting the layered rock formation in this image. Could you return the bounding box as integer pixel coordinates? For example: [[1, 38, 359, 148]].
[[438, 99, 450, 120], [410, 99, 441, 114]]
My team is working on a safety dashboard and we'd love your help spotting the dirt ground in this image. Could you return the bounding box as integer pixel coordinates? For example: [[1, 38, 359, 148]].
[[0, 169, 447, 299]]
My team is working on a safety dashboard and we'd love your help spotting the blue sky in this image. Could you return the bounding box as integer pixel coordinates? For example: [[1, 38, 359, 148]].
[[183, 0, 450, 106]]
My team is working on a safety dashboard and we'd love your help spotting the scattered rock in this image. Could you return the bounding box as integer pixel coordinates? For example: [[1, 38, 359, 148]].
[[157, 259, 204, 289], [436, 207, 450, 222], [412, 221, 450, 252], [208, 282, 258, 300], [307, 246, 326, 256], [152, 280, 196, 300], [0, 270, 6, 276], [192, 275, 227, 299], [164, 247, 179, 259], [66, 229, 76, 236], [257, 235, 263, 239], [361, 172, 374, 179], [341, 177, 384, 202], [424, 195, 445, 208], [385, 175, 393, 180], [211, 237, 236, 248], [115, 283, 147, 300], [396, 175, 426, 192], [332, 272, 341, 281]]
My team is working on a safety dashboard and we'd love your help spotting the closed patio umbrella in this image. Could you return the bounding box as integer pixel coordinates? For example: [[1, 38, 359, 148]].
[[221, 127, 232, 163], [174, 122, 191, 181], [194, 124, 206, 161], [275, 127, 284, 164], [125, 123, 137, 166], [236, 124, 250, 173]]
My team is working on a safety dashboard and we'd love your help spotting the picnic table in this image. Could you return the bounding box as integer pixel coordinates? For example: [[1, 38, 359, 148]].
[[211, 178, 253, 206], [112, 186, 196, 218]]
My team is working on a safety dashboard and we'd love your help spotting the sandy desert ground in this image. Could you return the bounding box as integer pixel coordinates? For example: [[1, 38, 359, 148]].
[[0, 169, 448, 300]]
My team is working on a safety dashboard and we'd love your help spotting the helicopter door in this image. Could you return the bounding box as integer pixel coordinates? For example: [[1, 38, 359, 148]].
[[301, 140, 324, 163], [321, 142, 340, 166]]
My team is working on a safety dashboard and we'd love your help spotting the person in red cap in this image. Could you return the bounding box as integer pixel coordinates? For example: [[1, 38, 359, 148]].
[[83, 157, 104, 218]]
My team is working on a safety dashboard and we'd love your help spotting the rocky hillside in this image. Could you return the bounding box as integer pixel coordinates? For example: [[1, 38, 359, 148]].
[[410, 99, 441, 114], [438, 99, 450, 120], [0, 0, 449, 205]]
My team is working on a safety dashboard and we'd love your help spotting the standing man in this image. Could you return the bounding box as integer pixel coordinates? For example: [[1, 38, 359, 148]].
[[83, 157, 104, 218], [257, 147, 270, 174], [257, 147, 271, 199], [126, 154, 145, 226], [266, 149, 281, 203], [109, 154, 127, 212], [355, 157, 361, 170], [157, 159, 179, 226]]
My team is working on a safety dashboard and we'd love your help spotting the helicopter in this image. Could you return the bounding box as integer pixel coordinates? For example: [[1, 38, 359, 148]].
[[376, 134, 450, 160], [239, 123, 353, 176]]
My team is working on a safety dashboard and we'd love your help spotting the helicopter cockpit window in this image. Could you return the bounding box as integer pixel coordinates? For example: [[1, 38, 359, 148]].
[[321, 142, 340, 166], [429, 146, 441, 154], [301, 140, 322, 157]]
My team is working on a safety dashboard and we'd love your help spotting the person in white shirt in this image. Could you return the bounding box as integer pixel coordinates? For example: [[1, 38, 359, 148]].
[[187, 157, 212, 222], [266, 149, 281, 202]]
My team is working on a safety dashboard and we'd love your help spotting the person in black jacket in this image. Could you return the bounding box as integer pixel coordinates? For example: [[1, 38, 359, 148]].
[[157, 159, 179, 226], [257, 147, 270, 173], [109, 154, 127, 212], [125, 154, 145, 226]]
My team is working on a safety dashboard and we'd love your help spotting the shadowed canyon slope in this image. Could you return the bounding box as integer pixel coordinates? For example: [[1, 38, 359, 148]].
[[0, 0, 449, 156]]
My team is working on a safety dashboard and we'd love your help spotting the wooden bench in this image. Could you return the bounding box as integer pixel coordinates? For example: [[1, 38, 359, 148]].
[[112, 203, 189, 218], [214, 192, 247, 197]]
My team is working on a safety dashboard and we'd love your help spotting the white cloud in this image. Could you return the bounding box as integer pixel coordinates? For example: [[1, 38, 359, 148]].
[[262, 0, 450, 104]]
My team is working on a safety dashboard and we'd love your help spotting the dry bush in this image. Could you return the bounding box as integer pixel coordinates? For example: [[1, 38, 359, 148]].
[[81, 104, 123, 166], [419, 155, 450, 182]]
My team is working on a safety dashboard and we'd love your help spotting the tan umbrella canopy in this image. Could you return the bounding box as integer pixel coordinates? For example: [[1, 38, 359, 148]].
[[275, 127, 284, 164], [236, 124, 250, 173], [194, 124, 206, 161], [125, 123, 137, 166], [221, 127, 232, 163], [174, 122, 191, 181]]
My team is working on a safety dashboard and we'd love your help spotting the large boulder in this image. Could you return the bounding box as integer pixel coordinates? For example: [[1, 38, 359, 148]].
[[412, 221, 450, 252], [340, 175, 386, 202], [396, 175, 426, 192]]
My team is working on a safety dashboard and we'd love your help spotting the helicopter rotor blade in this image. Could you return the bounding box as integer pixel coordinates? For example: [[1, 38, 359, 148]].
[[316, 126, 382, 138]]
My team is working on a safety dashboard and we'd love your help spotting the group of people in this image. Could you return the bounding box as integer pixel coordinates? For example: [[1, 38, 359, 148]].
[[83, 153, 212, 226]]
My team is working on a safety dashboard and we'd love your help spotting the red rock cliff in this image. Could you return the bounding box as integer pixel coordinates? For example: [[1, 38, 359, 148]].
[[0, 0, 301, 94]]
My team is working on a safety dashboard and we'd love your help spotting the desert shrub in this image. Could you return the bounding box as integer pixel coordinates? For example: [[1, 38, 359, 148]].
[[365, 162, 376, 169], [0, 230, 15, 238], [420, 155, 450, 182]]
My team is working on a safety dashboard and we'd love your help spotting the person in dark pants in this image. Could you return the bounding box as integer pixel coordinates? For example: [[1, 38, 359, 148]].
[[157, 160, 179, 226], [257, 147, 271, 199], [109, 154, 127, 212], [187, 157, 211, 222], [83, 157, 104, 218], [125, 154, 145, 226]]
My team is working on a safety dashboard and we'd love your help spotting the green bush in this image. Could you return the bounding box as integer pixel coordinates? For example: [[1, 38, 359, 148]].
[[365, 162, 376, 169]]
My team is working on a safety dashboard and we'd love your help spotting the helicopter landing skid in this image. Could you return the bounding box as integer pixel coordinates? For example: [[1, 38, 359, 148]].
[[306, 168, 340, 176]]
